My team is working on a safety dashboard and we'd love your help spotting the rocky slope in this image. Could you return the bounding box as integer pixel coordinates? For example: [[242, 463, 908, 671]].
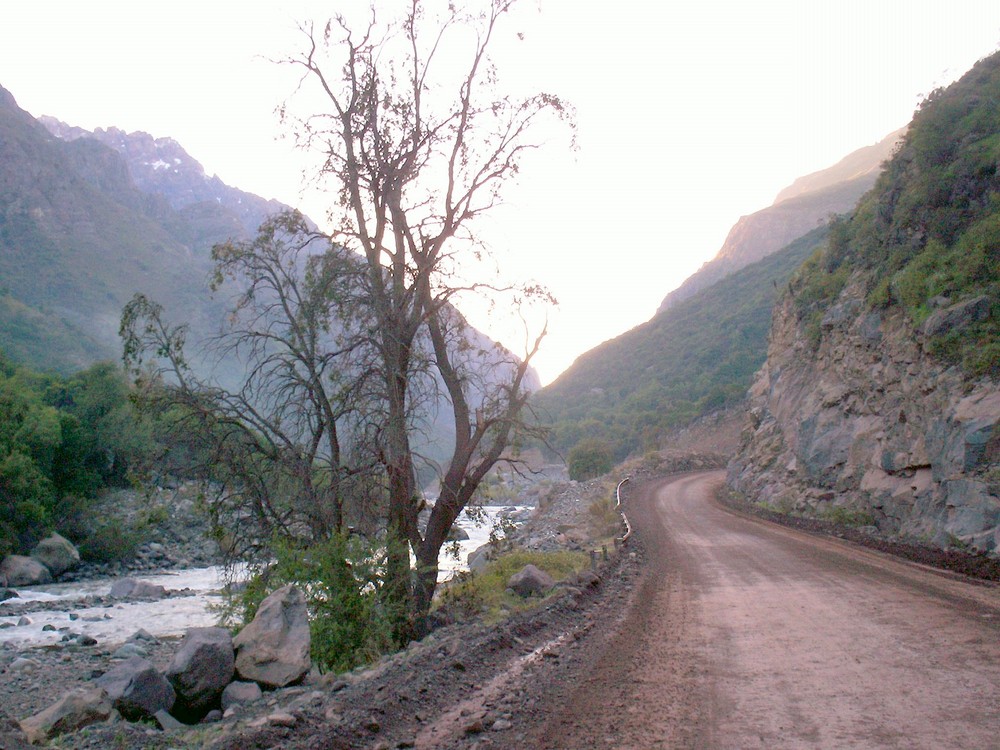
[[728, 280, 999, 552], [657, 128, 904, 314], [39, 118, 287, 238], [728, 52, 1000, 555]]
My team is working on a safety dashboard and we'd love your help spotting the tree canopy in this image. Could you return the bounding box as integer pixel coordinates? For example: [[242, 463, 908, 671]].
[[121, 0, 571, 644]]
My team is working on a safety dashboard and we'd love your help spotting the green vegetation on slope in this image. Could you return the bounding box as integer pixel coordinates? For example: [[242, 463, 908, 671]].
[[0, 351, 154, 557], [535, 225, 828, 459], [792, 51, 1000, 377], [0, 86, 231, 375]]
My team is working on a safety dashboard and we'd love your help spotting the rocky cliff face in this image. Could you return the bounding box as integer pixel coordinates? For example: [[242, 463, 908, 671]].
[[729, 277, 1000, 552]]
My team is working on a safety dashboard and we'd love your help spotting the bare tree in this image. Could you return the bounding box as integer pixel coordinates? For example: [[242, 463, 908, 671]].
[[120, 211, 374, 562], [285, 0, 570, 635]]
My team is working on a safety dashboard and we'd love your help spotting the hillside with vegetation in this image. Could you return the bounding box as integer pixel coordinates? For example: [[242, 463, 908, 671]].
[[0, 352, 153, 558], [0, 85, 284, 376], [788, 56, 1000, 376], [730, 51, 1000, 553], [534, 225, 827, 461], [657, 128, 903, 314]]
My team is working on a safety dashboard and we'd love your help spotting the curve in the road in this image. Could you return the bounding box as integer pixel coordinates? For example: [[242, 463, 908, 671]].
[[535, 471, 1000, 749]]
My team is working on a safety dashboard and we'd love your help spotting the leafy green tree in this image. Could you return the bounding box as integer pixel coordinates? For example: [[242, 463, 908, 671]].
[[0, 366, 59, 553], [567, 438, 614, 481]]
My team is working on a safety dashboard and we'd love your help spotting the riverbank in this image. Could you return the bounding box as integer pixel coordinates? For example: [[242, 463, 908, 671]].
[[0, 472, 633, 747]]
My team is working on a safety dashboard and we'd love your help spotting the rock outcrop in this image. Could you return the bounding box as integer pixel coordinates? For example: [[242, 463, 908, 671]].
[[729, 280, 1000, 552]]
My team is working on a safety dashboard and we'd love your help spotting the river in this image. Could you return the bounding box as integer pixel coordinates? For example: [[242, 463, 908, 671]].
[[0, 507, 523, 649]]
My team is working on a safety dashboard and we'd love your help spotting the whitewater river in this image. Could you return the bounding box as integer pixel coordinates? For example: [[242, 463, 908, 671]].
[[0, 507, 523, 649]]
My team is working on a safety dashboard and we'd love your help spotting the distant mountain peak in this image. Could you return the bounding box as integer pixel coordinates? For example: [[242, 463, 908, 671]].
[[772, 127, 906, 206], [38, 116, 283, 236]]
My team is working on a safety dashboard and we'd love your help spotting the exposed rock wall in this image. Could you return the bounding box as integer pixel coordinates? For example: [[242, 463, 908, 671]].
[[728, 279, 1000, 553]]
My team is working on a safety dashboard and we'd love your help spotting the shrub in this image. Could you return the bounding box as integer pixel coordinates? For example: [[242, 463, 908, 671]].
[[231, 534, 399, 674], [567, 438, 614, 481], [76, 519, 143, 563], [817, 506, 875, 527]]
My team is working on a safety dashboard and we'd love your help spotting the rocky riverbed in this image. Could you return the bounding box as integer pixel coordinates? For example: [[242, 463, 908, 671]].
[[0, 469, 638, 748]]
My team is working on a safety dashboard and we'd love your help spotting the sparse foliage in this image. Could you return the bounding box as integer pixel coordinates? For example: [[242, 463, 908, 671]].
[[281, 0, 569, 636]]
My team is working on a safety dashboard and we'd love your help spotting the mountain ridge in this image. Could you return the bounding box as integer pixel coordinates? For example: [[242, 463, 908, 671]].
[[656, 128, 904, 314]]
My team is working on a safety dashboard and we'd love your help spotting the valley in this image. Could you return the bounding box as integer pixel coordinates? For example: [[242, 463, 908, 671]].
[[0, 15, 998, 747]]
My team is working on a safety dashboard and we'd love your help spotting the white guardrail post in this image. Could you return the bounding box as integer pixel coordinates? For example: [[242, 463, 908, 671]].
[[615, 476, 632, 545]]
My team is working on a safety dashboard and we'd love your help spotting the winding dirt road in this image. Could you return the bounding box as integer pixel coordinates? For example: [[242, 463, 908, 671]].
[[533, 471, 1000, 749]]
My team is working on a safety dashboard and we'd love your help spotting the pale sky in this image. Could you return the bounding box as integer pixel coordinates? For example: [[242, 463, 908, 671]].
[[2, 1, 999, 383]]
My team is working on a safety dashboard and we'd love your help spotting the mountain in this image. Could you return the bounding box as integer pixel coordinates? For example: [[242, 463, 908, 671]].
[[657, 128, 904, 314], [0, 85, 301, 374], [0, 84, 538, 472], [534, 225, 827, 459], [533, 120, 905, 460], [38, 117, 286, 238], [730, 52, 1000, 553]]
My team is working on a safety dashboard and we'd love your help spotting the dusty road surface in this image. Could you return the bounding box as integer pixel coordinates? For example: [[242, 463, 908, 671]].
[[530, 471, 1000, 749]]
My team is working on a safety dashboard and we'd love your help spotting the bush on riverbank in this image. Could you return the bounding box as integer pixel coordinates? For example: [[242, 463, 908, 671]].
[[225, 535, 400, 675]]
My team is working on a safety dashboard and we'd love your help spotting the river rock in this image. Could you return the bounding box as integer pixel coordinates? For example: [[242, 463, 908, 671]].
[[165, 627, 234, 720], [507, 564, 555, 597], [96, 656, 175, 721], [0, 588, 18, 602], [18, 686, 112, 744], [221, 680, 262, 710], [30, 533, 80, 577], [127, 628, 160, 644], [447, 524, 470, 541], [108, 578, 167, 600], [233, 584, 311, 688], [113, 643, 149, 660], [0, 555, 52, 587]]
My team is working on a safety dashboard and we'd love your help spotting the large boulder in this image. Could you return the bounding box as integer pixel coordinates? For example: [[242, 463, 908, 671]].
[[30, 533, 80, 577], [0, 555, 52, 587], [507, 564, 555, 597], [447, 524, 470, 541], [165, 627, 234, 721], [233, 584, 311, 688], [467, 542, 494, 574], [108, 578, 167, 600], [18, 687, 112, 744], [95, 656, 175, 721]]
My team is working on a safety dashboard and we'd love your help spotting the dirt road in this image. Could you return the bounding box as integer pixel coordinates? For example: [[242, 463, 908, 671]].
[[532, 471, 1000, 749]]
